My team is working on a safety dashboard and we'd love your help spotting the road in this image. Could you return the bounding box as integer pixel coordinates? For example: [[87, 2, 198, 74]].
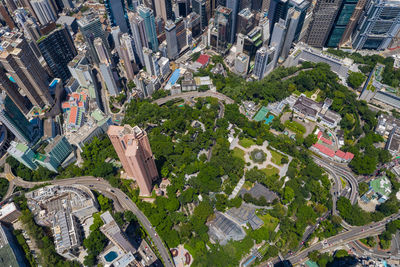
[[152, 91, 234, 106], [8, 176, 175, 267], [287, 214, 400, 265]]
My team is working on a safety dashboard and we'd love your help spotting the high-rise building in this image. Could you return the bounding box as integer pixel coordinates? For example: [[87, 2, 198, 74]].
[[4, 0, 17, 13], [165, 20, 178, 59], [270, 18, 286, 63], [215, 5, 233, 48], [268, 0, 288, 33], [128, 12, 147, 66], [30, 0, 57, 25], [44, 135, 73, 166], [111, 26, 122, 51], [68, 54, 95, 88], [287, 0, 310, 41], [226, 0, 240, 43], [0, 67, 30, 114], [78, 15, 109, 64], [105, 0, 129, 33], [234, 52, 250, 76], [253, 46, 274, 79], [99, 62, 120, 96], [259, 16, 270, 44], [107, 125, 158, 196], [0, 93, 35, 144], [305, 0, 342, 47], [338, 0, 367, 47], [94, 37, 111, 64], [0, 3, 16, 29], [192, 0, 207, 29], [326, 0, 358, 47], [237, 8, 255, 35], [352, 0, 400, 50], [185, 12, 202, 38], [0, 33, 54, 108], [280, 8, 300, 59], [142, 47, 159, 77], [120, 33, 137, 80], [177, 0, 190, 17], [37, 26, 77, 82], [138, 5, 159, 52], [8, 141, 37, 169], [155, 0, 174, 22]]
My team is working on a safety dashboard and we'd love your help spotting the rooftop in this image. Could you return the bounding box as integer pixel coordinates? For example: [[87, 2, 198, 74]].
[[370, 175, 392, 197]]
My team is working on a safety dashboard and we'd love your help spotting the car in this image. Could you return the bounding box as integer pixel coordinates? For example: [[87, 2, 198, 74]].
[[125, 196, 129, 200], [155, 233, 158, 237], [89, 185, 94, 187], [97, 178, 100, 181]]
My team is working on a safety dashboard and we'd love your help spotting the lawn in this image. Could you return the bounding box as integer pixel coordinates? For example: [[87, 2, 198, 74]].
[[261, 165, 279, 176], [284, 120, 306, 135], [238, 138, 256, 148], [293, 89, 315, 98], [270, 149, 284, 166], [258, 213, 279, 232], [233, 147, 245, 160]]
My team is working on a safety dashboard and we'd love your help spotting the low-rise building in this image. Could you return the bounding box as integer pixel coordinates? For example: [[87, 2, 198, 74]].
[[0, 203, 21, 224], [207, 212, 246, 245], [361, 175, 392, 203], [52, 210, 80, 260]]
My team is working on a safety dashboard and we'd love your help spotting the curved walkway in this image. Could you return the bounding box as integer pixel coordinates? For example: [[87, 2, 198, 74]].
[[152, 91, 234, 106]]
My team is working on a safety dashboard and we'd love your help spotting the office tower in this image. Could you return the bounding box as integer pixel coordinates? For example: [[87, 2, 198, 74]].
[[105, 0, 129, 33], [280, 9, 300, 59], [44, 135, 73, 166], [0, 93, 35, 144], [251, 0, 269, 11], [128, 12, 147, 66], [61, 0, 74, 9], [37, 26, 77, 81], [143, 0, 155, 11], [7, 141, 37, 169], [100, 62, 120, 96], [177, 0, 190, 17], [107, 125, 158, 196], [4, 0, 17, 12], [175, 18, 186, 50], [268, 0, 289, 33], [254, 46, 275, 79], [120, 33, 137, 80], [326, 0, 358, 47], [226, 0, 240, 43], [259, 16, 270, 44], [94, 37, 111, 64], [192, 0, 207, 29], [305, 0, 342, 47], [0, 3, 15, 29], [339, 0, 367, 47], [68, 54, 95, 88], [215, 6, 232, 47], [0, 67, 30, 114], [165, 20, 178, 59], [78, 15, 109, 64], [138, 5, 159, 52], [155, 0, 173, 22], [288, 0, 310, 41], [154, 16, 164, 35], [237, 8, 255, 35], [186, 12, 202, 38], [352, 0, 400, 50], [143, 47, 159, 77], [0, 33, 53, 108], [30, 0, 57, 25], [234, 52, 249, 76], [270, 19, 286, 60]]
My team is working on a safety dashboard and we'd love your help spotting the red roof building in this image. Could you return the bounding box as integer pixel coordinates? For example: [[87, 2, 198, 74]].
[[313, 143, 335, 157], [317, 131, 333, 145], [196, 54, 210, 67]]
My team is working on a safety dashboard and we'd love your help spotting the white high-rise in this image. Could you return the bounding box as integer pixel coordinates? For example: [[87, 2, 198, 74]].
[[30, 0, 57, 25]]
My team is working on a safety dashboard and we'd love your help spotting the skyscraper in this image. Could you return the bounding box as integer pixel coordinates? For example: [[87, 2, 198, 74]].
[[177, 0, 190, 17], [107, 125, 158, 196], [128, 12, 147, 66], [165, 20, 178, 59], [137, 5, 159, 52], [352, 0, 400, 50], [0, 93, 35, 144], [338, 0, 367, 47], [326, 0, 358, 47], [237, 8, 256, 35], [78, 15, 110, 64], [287, 0, 310, 41], [142, 47, 159, 77], [268, 0, 289, 33], [0, 3, 16, 29], [155, 0, 174, 22], [0, 66, 30, 114], [37, 26, 77, 81], [280, 8, 300, 59], [253, 46, 275, 79], [0, 33, 54, 108], [105, 0, 129, 33], [99, 62, 120, 96], [120, 33, 137, 80], [94, 37, 111, 64], [305, 0, 342, 47], [192, 0, 207, 29], [30, 0, 57, 25], [226, 0, 240, 43]]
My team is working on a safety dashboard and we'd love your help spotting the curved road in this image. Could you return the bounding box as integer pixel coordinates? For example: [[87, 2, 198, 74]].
[[152, 91, 234, 105], [8, 176, 175, 267]]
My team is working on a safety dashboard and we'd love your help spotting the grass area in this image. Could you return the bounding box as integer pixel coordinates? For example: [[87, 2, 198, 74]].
[[233, 147, 245, 160], [293, 89, 315, 98], [259, 213, 279, 232], [243, 180, 253, 190], [261, 165, 279, 176], [340, 177, 347, 188], [270, 149, 284, 166], [284, 120, 306, 135], [238, 138, 256, 148]]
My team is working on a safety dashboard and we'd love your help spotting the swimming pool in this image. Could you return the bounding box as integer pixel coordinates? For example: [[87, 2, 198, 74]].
[[264, 114, 275, 124], [104, 251, 118, 262]]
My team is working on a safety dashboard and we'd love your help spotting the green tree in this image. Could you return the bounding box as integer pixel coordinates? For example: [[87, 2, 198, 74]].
[[283, 186, 295, 204], [97, 194, 112, 211], [347, 71, 365, 89]]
